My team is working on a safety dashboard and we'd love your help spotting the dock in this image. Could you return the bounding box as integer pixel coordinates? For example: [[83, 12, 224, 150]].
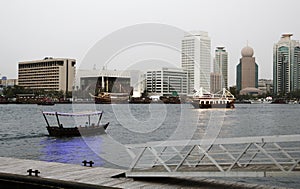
[[0, 157, 287, 188]]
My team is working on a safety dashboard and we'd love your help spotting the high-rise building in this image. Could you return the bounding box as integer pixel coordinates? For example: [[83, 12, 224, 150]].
[[273, 34, 300, 95], [18, 57, 76, 92], [181, 31, 211, 94], [236, 45, 258, 93], [146, 67, 187, 96], [258, 79, 273, 94], [212, 46, 228, 92], [210, 72, 222, 93]]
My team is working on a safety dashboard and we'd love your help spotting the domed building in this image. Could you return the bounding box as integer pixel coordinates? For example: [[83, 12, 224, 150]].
[[236, 45, 259, 94], [241, 46, 254, 57]]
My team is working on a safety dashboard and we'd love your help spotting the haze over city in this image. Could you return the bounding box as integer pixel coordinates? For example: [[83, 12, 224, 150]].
[[1, 0, 300, 86]]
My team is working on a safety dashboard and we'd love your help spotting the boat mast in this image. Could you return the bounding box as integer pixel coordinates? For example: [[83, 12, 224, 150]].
[[42, 113, 50, 127], [55, 112, 62, 128], [97, 112, 103, 126]]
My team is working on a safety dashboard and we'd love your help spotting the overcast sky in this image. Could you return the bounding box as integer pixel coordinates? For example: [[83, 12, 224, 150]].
[[1, 0, 300, 86]]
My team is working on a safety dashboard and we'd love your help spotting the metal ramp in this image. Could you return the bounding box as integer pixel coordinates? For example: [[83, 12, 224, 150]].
[[126, 135, 300, 177]]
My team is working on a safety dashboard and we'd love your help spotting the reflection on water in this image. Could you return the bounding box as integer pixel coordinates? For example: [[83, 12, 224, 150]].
[[39, 136, 104, 166]]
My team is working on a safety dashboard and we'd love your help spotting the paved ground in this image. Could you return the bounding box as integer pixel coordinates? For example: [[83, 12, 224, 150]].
[[0, 157, 290, 188]]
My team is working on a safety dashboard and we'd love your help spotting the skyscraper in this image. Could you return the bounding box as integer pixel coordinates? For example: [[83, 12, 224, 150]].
[[236, 45, 258, 93], [213, 46, 228, 91], [181, 31, 211, 94], [273, 34, 300, 95], [210, 72, 221, 93]]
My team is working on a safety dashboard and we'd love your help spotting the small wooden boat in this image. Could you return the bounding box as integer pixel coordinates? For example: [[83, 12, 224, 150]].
[[159, 96, 181, 104], [0, 96, 8, 104], [37, 97, 55, 105], [129, 96, 152, 104], [37, 101, 55, 106], [42, 111, 109, 137]]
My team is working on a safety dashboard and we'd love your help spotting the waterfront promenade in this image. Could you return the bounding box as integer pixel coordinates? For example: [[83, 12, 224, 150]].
[[0, 157, 289, 188]]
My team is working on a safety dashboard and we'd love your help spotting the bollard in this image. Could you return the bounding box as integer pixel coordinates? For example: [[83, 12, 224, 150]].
[[82, 160, 87, 166], [27, 169, 40, 176], [34, 170, 41, 176], [88, 161, 94, 167], [27, 169, 33, 176], [82, 160, 94, 167]]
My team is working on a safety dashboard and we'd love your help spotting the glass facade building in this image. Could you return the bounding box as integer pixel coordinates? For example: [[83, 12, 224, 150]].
[[273, 34, 300, 95], [213, 47, 228, 92]]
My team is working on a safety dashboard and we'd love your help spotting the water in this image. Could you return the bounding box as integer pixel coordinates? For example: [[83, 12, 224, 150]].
[[0, 103, 300, 188]]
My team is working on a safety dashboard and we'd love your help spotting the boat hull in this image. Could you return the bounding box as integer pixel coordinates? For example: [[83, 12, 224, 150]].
[[37, 102, 55, 106], [46, 123, 109, 137], [191, 101, 234, 109]]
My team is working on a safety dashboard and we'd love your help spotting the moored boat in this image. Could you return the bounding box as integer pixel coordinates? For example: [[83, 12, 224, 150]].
[[191, 88, 235, 109], [0, 96, 8, 104], [37, 98, 55, 105], [42, 111, 109, 137]]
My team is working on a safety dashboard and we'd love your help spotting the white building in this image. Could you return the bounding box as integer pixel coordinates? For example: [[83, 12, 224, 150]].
[[146, 67, 188, 96], [181, 31, 211, 95], [213, 46, 228, 90], [18, 57, 76, 92], [0, 77, 18, 87]]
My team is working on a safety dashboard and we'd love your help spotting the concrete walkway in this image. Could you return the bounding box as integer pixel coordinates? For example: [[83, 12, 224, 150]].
[[0, 157, 289, 188]]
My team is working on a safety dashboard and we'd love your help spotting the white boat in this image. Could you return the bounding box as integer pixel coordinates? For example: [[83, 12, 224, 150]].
[[191, 88, 235, 109]]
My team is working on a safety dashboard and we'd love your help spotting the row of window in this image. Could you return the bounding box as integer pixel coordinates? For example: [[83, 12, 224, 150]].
[[19, 61, 65, 69]]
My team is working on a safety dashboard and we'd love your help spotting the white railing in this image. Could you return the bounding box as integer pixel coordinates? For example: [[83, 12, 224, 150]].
[[126, 135, 300, 177]]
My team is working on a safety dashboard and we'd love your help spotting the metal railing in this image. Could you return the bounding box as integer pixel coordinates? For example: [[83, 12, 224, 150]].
[[126, 135, 300, 177]]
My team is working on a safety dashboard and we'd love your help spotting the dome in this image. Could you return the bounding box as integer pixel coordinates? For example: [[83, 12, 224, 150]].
[[241, 46, 254, 57]]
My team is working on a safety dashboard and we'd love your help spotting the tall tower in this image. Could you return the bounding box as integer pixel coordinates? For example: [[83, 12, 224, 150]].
[[181, 31, 211, 94], [213, 46, 228, 90], [236, 45, 258, 93], [273, 34, 300, 95]]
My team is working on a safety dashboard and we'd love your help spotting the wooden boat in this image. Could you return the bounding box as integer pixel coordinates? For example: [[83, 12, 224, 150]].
[[159, 96, 181, 104], [191, 88, 235, 109], [42, 111, 109, 137], [129, 96, 152, 104], [37, 98, 55, 106], [90, 92, 111, 104], [0, 96, 8, 104]]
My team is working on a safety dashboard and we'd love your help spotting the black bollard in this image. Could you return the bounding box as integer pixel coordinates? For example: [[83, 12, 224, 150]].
[[88, 161, 94, 167], [27, 169, 33, 176], [34, 170, 40, 176], [82, 160, 87, 166]]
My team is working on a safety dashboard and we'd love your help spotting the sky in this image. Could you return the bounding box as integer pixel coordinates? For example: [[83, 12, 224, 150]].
[[1, 0, 300, 86]]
